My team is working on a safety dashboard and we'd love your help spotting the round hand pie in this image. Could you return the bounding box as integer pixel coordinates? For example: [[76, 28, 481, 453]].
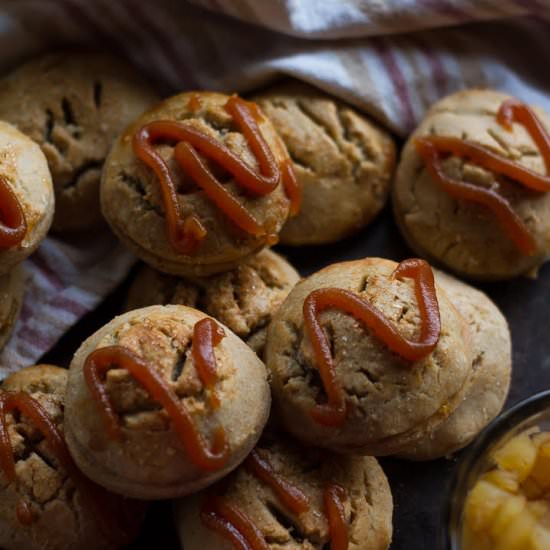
[[253, 80, 395, 245], [0, 365, 143, 550], [0, 51, 158, 233], [101, 91, 295, 277], [175, 433, 393, 550], [399, 270, 512, 460], [265, 257, 473, 456], [393, 89, 550, 280], [0, 122, 53, 276], [64, 305, 271, 499]]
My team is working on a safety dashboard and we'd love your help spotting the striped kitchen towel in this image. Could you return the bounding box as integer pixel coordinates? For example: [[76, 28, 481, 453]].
[[0, 0, 549, 375]]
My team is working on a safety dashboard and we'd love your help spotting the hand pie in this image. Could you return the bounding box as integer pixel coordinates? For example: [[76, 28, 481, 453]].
[[0, 51, 159, 232], [101, 92, 295, 277], [254, 80, 395, 245], [175, 433, 393, 549], [0, 365, 143, 550], [65, 305, 271, 499], [265, 257, 473, 456], [0, 122, 53, 275], [393, 89, 550, 280]]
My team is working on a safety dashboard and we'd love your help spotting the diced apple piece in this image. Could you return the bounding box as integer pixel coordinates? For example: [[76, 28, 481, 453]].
[[531, 431, 550, 449], [521, 476, 544, 500], [492, 505, 535, 550], [481, 469, 519, 493], [527, 500, 549, 520], [530, 524, 550, 550], [462, 525, 493, 550], [464, 480, 510, 532], [539, 441, 550, 458], [493, 433, 538, 481], [529, 445, 550, 493], [489, 493, 526, 538], [535, 506, 550, 530]]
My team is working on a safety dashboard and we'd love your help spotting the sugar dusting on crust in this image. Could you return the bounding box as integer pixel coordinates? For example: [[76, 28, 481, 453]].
[[94, 313, 235, 431]]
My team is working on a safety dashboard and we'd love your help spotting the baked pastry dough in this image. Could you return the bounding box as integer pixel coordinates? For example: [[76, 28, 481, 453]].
[[0, 122, 53, 275], [400, 270, 511, 460], [265, 257, 472, 455], [0, 365, 143, 550], [65, 305, 271, 499], [254, 81, 395, 245], [0, 52, 158, 232], [101, 92, 292, 277], [126, 249, 300, 357], [175, 433, 393, 549], [393, 89, 550, 280]]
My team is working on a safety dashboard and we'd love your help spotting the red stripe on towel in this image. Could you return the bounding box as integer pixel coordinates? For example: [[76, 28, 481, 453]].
[[373, 39, 416, 131]]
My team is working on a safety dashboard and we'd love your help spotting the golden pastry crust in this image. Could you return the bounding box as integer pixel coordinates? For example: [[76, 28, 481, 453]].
[[125, 249, 300, 356], [254, 81, 395, 245], [400, 271, 511, 460], [0, 122, 54, 275], [0, 265, 25, 351], [64, 305, 271, 499], [101, 91, 291, 277], [264, 257, 473, 455], [175, 434, 393, 550], [0, 365, 134, 550], [393, 89, 550, 280], [0, 51, 159, 232]]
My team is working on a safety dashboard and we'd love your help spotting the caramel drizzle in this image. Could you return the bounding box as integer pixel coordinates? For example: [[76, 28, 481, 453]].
[[0, 392, 71, 483], [188, 93, 203, 113], [192, 318, 225, 410], [245, 449, 309, 515], [415, 98, 550, 256], [0, 391, 140, 542], [132, 95, 301, 254], [15, 500, 33, 526], [324, 484, 349, 550], [303, 258, 441, 427], [0, 176, 26, 249], [83, 317, 229, 471], [201, 449, 349, 550], [280, 159, 301, 217], [201, 497, 270, 550]]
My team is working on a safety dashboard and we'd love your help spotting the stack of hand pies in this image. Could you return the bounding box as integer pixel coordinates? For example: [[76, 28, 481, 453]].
[[6, 50, 550, 550]]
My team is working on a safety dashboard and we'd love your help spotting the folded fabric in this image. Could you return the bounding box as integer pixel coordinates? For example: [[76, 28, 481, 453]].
[[1, 0, 549, 374]]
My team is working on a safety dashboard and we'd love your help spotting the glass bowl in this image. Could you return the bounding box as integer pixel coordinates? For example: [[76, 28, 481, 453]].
[[443, 389, 550, 550]]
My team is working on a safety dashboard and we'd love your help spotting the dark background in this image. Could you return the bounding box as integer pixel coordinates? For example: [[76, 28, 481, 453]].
[[42, 206, 550, 549]]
